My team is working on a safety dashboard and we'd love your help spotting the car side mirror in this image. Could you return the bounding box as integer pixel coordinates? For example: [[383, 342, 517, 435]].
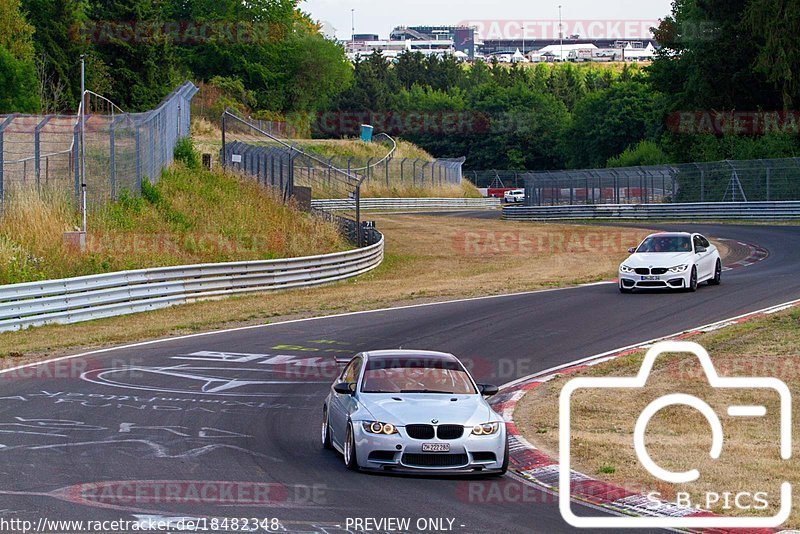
[[478, 384, 499, 396], [696, 246, 706, 253], [627, 247, 637, 254], [334, 382, 355, 395]]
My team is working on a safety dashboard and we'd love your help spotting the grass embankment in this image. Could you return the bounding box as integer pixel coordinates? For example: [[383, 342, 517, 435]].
[[0, 165, 346, 285], [0, 216, 651, 361], [516, 307, 800, 525], [190, 119, 481, 199]]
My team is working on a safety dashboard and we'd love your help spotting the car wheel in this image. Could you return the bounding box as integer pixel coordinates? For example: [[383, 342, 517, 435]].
[[619, 281, 632, 294], [708, 260, 722, 286], [321, 406, 333, 450], [343, 422, 358, 470], [688, 266, 698, 292]]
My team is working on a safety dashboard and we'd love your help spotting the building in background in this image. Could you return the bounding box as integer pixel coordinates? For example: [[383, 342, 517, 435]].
[[390, 26, 476, 59], [341, 24, 657, 63]]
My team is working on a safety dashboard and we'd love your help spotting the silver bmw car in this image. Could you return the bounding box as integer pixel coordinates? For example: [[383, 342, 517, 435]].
[[321, 350, 508, 475]]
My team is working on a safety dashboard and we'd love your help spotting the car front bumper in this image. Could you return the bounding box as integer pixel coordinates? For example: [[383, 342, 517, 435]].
[[352, 424, 506, 474], [619, 270, 691, 290]]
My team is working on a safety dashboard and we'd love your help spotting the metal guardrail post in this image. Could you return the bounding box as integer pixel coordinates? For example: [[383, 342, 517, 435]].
[[355, 185, 362, 248]]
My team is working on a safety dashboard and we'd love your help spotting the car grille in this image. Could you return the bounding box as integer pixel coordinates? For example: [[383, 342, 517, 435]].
[[635, 267, 669, 276], [638, 281, 666, 287], [405, 424, 435, 440], [471, 452, 497, 462], [436, 425, 464, 440], [401, 453, 469, 468]]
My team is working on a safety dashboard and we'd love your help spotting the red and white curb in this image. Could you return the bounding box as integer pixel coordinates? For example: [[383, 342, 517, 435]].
[[718, 238, 770, 271], [490, 298, 800, 533]]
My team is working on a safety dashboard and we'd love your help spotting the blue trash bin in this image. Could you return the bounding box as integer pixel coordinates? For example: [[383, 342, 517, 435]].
[[360, 124, 374, 142]]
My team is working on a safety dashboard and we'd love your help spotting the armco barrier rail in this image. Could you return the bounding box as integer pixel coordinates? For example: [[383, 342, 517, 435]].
[[312, 197, 500, 211], [0, 234, 383, 332], [503, 201, 800, 220]]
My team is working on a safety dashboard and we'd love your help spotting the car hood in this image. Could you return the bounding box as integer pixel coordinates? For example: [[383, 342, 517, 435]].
[[623, 252, 694, 268], [357, 393, 498, 426]]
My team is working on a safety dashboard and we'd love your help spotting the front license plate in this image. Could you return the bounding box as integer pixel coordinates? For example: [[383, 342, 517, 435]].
[[422, 443, 450, 452], [641, 275, 661, 281]]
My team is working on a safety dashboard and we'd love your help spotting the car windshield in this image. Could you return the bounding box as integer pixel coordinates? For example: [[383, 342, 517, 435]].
[[636, 236, 692, 253], [361, 357, 477, 394]]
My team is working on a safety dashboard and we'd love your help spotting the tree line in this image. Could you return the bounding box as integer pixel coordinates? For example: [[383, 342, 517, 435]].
[[3, 0, 799, 172], [1, 0, 351, 114]]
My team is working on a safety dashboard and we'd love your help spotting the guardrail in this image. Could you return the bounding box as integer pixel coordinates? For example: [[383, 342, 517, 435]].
[[503, 201, 800, 221], [0, 234, 383, 332], [312, 197, 500, 212]]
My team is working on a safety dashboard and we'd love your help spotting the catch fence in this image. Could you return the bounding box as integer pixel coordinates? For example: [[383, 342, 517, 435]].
[[0, 82, 198, 208], [521, 158, 800, 206]]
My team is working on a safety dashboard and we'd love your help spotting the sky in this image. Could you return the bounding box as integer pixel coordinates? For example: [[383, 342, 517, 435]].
[[302, 0, 674, 41]]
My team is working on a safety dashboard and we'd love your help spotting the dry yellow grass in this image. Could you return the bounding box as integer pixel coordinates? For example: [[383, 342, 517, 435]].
[[516, 307, 800, 526], [0, 216, 652, 362], [191, 120, 479, 198], [0, 166, 346, 284]]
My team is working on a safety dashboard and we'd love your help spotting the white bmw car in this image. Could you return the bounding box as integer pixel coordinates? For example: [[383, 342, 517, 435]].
[[619, 232, 722, 293], [504, 189, 525, 203], [322, 350, 508, 475]]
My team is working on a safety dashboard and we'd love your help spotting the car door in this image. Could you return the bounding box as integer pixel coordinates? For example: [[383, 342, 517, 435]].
[[698, 235, 716, 278], [329, 356, 362, 445], [693, 235, 713, 279]]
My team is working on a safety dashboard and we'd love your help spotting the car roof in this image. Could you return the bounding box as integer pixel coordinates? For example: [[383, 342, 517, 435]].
[[645, 232, 694, 238], [362, 349, 458, 362]]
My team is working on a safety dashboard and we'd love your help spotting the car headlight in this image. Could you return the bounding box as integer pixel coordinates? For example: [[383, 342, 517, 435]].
[[362, 421, 398, 435], [471, 422, 500, 436], [620, 264, 636, 274], [667, 264, 689, 273]]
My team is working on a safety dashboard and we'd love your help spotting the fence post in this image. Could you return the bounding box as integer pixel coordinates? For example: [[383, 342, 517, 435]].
[[671, 170, 677, 202], [34, 115, 52, 192], [134, 125, 142, 192], [412, 159, 418, 186], [109, 117, 117, 200], [149, 116, 156, 181], [699, 167, 705, 202], [221, 112, 227, 169], [385, 156, 390, 187], [765, 166, 770, 201], [73, 123, 81, 202], [0, 130, 3, 208], [400, 158, 405, 182]]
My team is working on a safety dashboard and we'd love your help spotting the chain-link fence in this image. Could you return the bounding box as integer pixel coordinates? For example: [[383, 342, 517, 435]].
[[523, 166, 677, 206], [464, 170, 527, 189], [521, 158, 800, 206], [0, 82, 198, 209], [221, 110, 464, 201]]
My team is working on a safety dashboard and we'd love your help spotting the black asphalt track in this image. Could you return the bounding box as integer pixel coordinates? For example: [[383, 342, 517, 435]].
[[0, 222, 797, 533]]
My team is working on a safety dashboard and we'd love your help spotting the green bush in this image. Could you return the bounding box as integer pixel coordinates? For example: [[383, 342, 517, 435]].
[[607, 140, 670, 168], [173, 137, 200, 170]]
